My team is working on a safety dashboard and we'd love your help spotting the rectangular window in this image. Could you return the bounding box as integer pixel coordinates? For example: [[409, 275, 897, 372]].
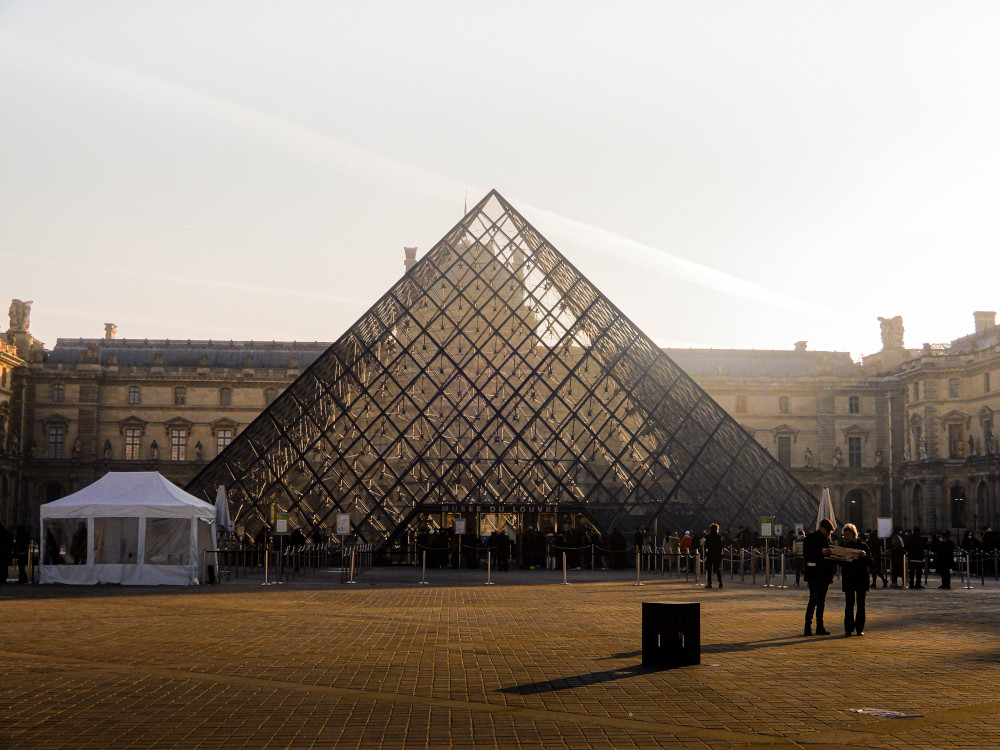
[[127, 386, 141, 405], [124, 428, 141, 460], [848, 395, 860, 414], [778, 396, 789, 414], [948, 423, 965, 459], [948, 378, 961, 399], [216, 428, 233, 455], [47, 425, 65, 458], [985, 372, 991, 393], [848, 436, 862, 468], [912, 382, 919, 401], [777, 435, 792, 468], [174, 387, 187, 406], [170, 428, 187, 461], [219, 387, 232, 407], [52, 384, 65, 403]]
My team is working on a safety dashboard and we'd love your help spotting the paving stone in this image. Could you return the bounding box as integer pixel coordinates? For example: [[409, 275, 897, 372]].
[[0, 567, 998, 749]]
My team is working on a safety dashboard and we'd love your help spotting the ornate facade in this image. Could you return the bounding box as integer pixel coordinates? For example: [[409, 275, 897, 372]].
[[2, 324, 327, 529], [895, 312, 1000, 534], [3, 253, 999, 542]]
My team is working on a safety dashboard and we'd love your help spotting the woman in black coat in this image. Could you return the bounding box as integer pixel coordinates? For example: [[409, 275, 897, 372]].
[[838, 523, 873, 637]]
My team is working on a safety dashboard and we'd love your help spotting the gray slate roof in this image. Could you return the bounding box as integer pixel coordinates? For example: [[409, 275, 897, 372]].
[[47, 339, 330, 369]]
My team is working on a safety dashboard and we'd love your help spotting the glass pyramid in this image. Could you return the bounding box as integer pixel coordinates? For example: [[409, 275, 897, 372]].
[[187, 191, 818, 549]]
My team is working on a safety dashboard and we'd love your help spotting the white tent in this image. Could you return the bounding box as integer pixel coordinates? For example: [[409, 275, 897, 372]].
[[39, 472, 216, 585], [816, 486, 837, 532]]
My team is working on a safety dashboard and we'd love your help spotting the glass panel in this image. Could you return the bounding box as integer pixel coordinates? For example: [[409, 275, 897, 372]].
[[144, 518, 190, 565], [43, 518, 86, 564], [94, 518, 140, 564]]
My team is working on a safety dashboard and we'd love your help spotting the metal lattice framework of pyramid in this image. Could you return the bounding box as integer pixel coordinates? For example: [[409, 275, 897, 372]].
[[187, 190, 818, 548]]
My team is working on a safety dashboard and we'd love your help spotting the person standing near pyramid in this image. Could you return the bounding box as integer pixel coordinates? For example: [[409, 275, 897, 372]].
[[704, 523, 724, 588], [803, 518, 835, 636]]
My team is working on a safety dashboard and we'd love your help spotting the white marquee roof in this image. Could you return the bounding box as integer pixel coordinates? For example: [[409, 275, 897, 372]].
[[40, 472, 216, 520]]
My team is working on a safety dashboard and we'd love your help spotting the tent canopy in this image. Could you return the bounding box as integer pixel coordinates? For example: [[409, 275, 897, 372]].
[[40, 472, 216, 586], [42, 472, 216, 520]]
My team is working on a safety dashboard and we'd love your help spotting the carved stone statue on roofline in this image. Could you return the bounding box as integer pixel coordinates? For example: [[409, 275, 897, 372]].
[[8, 299, 32, 332], [878, 315, 904, 350]]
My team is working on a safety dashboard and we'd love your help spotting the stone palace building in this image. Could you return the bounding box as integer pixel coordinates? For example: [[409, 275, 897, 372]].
[[3, 290, 999, 539]]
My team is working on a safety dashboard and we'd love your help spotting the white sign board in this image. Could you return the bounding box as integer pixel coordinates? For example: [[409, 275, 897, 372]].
[[759, 517, 775, 539], [336, 513, 351, 536], [774, 524, 784, 537], [877, 517, 893, 539], [454, 518, 467, 535]]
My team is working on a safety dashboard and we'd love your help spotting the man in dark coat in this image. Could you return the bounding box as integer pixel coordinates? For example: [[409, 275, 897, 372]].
[[933, 531, 955, 589], [803, 518, 836, 636], [906, 526, 926, 589], [0, 522, 12, 584], [704, 523, 724, 588], [889, 527, 905, 588]]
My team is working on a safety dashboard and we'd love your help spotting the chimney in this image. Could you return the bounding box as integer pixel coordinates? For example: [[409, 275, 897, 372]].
[[104, 323, 117, 340], [974, 311, 995, 334], [794, 341, 807, 351], [404, 246, 417, 272]]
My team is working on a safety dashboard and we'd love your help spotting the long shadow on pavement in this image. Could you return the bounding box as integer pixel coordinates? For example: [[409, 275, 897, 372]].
[[499, 664, 648, 694]]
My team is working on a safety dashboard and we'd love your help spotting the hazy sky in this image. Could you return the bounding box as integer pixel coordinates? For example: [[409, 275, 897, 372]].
[[3, 2, 999, 359]]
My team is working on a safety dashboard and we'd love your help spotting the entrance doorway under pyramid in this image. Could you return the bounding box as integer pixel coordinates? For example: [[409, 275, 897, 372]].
[[187, 191, 818, 551]]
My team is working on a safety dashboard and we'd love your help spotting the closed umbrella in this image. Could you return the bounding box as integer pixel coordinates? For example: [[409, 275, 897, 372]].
[[816, 487, 837, 531], [215, 485, 234, 534]]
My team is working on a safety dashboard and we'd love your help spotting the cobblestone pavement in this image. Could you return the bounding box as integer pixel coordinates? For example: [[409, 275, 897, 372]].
[[2, 565, 999, 749]]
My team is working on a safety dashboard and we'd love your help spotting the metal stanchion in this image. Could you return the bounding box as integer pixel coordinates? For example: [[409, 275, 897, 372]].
[[420, 550, 429, 585], [262, 548, 278, 586], [903, 553, 909, 589], [485, 550, 495, 585], [684, 552, 690, 582], [634, 550, 643, 586], [963, 549, 974, 590], [563, 551, 571, 585], [763, 545, 773, 587], [694, 551, 703, 587], [345, 548, 357, 584], [778, 551, 787, 588], [740, 548, 746, 583]]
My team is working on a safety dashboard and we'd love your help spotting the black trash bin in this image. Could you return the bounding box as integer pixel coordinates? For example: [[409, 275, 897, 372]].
[[642, 602, 700, 668]]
